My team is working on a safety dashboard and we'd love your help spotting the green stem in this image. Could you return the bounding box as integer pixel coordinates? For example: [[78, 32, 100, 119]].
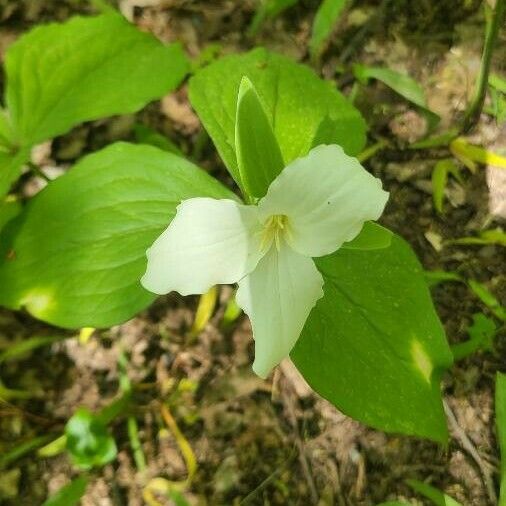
[[127, 416, 146, 471], [357, 139, 388, 163], [461, 0, 506, 133]]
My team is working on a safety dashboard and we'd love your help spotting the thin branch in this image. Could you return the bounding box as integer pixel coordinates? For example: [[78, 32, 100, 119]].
[[444, 400, 498, 504]]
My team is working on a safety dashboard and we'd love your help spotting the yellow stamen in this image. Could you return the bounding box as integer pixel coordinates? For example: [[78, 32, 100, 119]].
[[261, 214, 290, 252]]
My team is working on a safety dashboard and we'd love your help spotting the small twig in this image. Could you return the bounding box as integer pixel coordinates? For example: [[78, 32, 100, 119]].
[[27, 161, 50, 183], [444, 399, 498, 504], [239, 446, 298, 505], [461, 0, 506, 133], [280, 369, 319, 505]]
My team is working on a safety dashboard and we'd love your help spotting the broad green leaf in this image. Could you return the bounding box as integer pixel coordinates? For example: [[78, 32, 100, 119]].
[[341, 222, 392, 250], [0, 143, 235, 328], [42, 476, 89, 506], [5, 13, 189, 146], [406, 479, 463, 506], [496, 373, 506, 506], [353, 64, 439, 126], [0, 197, 22, 233], [468, 280, 506, 321], [189, 48, 366, 188], [235, 76, 284, 198], [65, 408, 117, 470], [249, 0, 299, 35], [0, 149, 30, 200], [309, 0, 347, 60], [292, 234, 453, 442]]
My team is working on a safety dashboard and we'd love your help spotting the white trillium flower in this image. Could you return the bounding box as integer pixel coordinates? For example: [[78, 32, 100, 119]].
[[141, 144, 389, 378]]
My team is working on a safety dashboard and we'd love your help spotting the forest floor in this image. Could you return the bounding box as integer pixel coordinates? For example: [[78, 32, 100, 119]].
[[0, 0, 505, 505]]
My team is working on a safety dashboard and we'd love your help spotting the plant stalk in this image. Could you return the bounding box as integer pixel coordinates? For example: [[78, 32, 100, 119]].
[[461, 0, 506, 133]]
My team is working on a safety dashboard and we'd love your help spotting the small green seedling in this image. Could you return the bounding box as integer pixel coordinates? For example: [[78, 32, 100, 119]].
[[65, 408, 117, 470]]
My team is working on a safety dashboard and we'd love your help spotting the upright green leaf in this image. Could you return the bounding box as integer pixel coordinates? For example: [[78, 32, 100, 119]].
[[310, 0, 347, 60], [5, 14, 189, 146], [0, 143, 235, 328], [42, 476, 89, 506], [189, 48, 366, 189], [235, 77, 284, 198], [431, 159, 461, 214], [497, 373, 506, 506], [292, 234, 453, 442]]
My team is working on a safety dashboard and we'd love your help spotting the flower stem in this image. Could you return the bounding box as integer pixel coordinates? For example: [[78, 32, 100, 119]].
[[461, 0, 506, 133]]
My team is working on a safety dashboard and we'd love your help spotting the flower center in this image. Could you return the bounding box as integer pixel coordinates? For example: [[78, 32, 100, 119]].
[[261, 214, 290, 251]]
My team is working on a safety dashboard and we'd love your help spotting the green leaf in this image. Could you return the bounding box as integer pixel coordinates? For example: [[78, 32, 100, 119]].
[[5, 13, 189, 147], [249, 0, 299, 36], [406, 479, 463, 506], [431, 159, 461, 214], [309, 0, 347, 60], [353, 64, 427, 109], [0, 334, 65, 364], [0, 197, 21, 233], [0, 143, 235, 328], [133, 124, 183, 156], [0, 149, 30, 201], [486, 88, 506, 123], [0, 109, 15, 148], [189, 48, 366, 189], [235, 76, 284, 198], [42, 476, 89, 506], [424, 270, 464, 288], [489, 73, 506, 94], [353, 64, 439, 126], [496, 373, 506, 506], [341, 222, 392, 250], [65, 408, 117, 470], [451, 313, 496, 361], [448, 227, 506, 247], [468, 280, 506, 321], [292, 234, 453, 442]]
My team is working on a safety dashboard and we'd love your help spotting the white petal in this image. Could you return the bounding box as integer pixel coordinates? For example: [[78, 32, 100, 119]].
[[258, 144, 389, 257], [236, 241, 324, 378], [142, 198, 263, 296]]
